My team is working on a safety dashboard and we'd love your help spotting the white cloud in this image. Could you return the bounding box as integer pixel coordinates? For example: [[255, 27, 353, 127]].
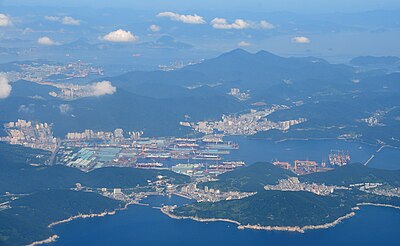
[[259, 20, 275, 29], [22, 28, 34, 35], [211, 18, 250, 29], [238, 41, 251, 47], [44, 15, 60, 22], [292, 36, 311, 43], [149, 24, 161, 32], [157, 12, 206, 24], [211, 18, 274, 30], [0, 13, 13, 27], [45, 16, 80, 25], [61, 16, 80, 26], [37, 36, 59, 46], [84, 81, 116, 97], [0, 76, 12, 99], [102, 29, 138, 43]]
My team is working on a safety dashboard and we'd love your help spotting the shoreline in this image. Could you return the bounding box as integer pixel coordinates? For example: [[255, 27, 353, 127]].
[[160, 206, 356, 233], [28, 201, 135, 246], [27, 201, 400, 245], [48, 201, 134, 228], [27, 235, 59, 246], [48, 210, 118, 228], [358, 203, 400, 210]]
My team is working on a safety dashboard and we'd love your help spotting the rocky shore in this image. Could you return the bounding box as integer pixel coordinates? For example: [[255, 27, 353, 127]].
[[238, 212, 355, 233], [27, 235, 59, 246], [48, 210, 117, 228], [28, 201, 135, 245], [358, 203, 400, 210], [161, 206, 356, 233]]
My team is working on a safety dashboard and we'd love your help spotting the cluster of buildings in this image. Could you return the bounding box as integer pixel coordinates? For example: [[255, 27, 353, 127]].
[[1, 61, 103, 84], [56, 130, 245, 173], [264, 177, 344, 196], [228, 88, 250, 101], [65, 129, 143, 141], [350, 183, 400, 197], [48, 84, 87, 100], [1, 120, 58, 151], [361, 108, 395, 127], [361, 111, 385, 127], [188, 106, 306, 135], [179, 183, 255, 202], [66, 129, 144, 141], [158, 60, 202, 71]]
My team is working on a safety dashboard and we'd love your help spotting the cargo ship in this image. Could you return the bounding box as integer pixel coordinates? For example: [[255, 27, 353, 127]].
[[136, 162, 164, 168], [193, 154, 221, 161]]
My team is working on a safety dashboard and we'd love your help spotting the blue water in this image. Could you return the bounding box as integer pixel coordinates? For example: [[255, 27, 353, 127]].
[[225, 137, 399, 170], [53, 195, 400, 246], [138, 137, 399, 170], [52, 138, 400, 245]]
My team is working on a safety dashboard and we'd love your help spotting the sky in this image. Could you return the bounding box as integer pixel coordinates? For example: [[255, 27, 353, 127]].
[[1, 0, 400, 66], [2, 0, 400, 13]]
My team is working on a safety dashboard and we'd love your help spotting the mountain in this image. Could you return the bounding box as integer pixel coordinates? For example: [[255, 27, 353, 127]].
[[350, 56, 400, 66], [301, 163, 400, 186], [0, 80, 245, 137], [137, 35, 193, 50], [0, 142, 189, 245], [171, 190, 354, 228], [199, 162, 400, 193], [198, 162, 295, 192], [170, 188, 400, 231], [0, 190, 123, 246], [2, 49, 398, 142], [113, 47, 348, 96]]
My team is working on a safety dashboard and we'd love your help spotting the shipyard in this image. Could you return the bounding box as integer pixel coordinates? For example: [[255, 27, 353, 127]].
[[1, 119, 355, 180]]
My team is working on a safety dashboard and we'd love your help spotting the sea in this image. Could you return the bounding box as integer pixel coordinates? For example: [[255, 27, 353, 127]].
[[53, 138, 400, 245], [53, 195, 400, 246]]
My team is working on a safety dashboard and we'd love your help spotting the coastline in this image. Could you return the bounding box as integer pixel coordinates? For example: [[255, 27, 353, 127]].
[[27, 235, 59, 246], [161, 206, 356, 233], [27, 201, 135, 246], [358, 203, 400, 210], [26, 201, 400, 245], [48, 210, 117, 228]]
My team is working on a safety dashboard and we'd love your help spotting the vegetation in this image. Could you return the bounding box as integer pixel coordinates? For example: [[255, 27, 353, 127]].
[[0, 143, 189, 245], [199, 162, 295, 192], [300, 163, 400, 186], [200, 162, 400, 193], [172, 190, 354, 227], [0, 190, 123, 246], [172, 188, 400, 229]]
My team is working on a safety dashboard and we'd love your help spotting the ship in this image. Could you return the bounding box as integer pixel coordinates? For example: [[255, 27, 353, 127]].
[[198, 149, 230, 155], [221, 161, 245, 166], [145, 153, 171, 159], [136, 162, 164, 168], [206, 142, 239, 150], [193, 154, 221, 161]]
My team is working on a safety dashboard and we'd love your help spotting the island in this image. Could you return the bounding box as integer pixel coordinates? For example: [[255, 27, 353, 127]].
[[162, 162, 400, 233]]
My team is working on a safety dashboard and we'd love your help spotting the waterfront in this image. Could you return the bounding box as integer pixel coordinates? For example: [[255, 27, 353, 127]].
[[226, 137, 399, 170], [52, 195, 400, 246]]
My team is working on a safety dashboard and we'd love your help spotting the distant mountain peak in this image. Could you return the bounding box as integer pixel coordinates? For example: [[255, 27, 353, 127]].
[[222, 48, 252, 56], [255, 50, 279, 57]]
